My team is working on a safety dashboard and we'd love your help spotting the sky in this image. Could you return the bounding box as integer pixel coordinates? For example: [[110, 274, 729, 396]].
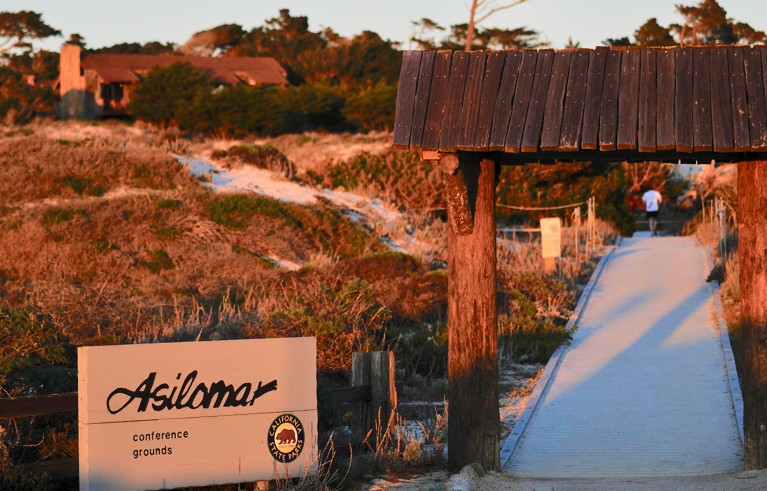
[[6, 0, 767, 52]]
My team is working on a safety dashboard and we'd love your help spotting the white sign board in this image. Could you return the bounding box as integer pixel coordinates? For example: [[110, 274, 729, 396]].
[[78, 338, 317, 490], [540, 217, 562, 258]]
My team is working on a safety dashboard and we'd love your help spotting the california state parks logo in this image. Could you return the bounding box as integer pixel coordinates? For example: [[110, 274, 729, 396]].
[[267, 413, 305, 463]]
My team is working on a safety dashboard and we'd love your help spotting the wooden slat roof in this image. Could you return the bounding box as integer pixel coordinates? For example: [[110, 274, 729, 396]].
[[393, 46, 767, 162]]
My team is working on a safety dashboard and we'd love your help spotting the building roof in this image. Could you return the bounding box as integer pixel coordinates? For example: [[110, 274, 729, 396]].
[[393, 46, 767, 163], [81, 53, 288, 86]]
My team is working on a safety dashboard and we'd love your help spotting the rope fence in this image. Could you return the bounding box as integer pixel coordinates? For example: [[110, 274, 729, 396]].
[[496, 197, 598, 262], [495, 200, 590, 212]]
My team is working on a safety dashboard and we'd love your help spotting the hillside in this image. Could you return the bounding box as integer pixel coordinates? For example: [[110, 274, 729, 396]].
[[0, 122, 432, 342]]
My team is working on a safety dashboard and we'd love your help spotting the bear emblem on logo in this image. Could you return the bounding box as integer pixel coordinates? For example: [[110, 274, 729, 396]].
[[276, 428, 295, 444]]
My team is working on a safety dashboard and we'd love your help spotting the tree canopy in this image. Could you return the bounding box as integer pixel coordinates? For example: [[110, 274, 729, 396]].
[[605, 0, 765, 46], [180, 24, 245, 56], [92, 41, 176, 55], [0, 10, 60, 56], [410, 18, 544, 51]]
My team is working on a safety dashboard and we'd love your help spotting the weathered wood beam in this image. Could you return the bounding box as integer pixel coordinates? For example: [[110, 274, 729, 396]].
[[443, 153, 478, 235], [0, 392, 77, 418], [423, 149, 767, 166], [739, 160, 767, 469], [493, 150, 767, 165], [447, 153, 499, 472]]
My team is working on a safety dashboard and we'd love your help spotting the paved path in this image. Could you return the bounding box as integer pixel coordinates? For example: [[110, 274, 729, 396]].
[[504, 235, 743, 478]]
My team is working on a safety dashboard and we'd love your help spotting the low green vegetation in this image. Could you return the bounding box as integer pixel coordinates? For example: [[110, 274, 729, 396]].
[[42, 207, 87, 225], [155, 198, 182, 209], [143, 248, 175, 273], [129, 67, 396, 137], [205, 194, 298, 229], [223, 143, 296, 177], [60, 175, 105, 196]]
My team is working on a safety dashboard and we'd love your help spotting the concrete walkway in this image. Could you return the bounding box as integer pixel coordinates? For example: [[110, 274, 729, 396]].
[[504, 235, 744, 478]]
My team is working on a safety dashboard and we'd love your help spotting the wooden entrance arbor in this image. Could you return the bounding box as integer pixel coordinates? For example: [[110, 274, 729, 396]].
[[392, 45, 767, 471]]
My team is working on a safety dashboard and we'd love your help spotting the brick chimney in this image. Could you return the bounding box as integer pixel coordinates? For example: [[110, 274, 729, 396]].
[[59, 44, 84, 96], [58, 44, 92, 118]]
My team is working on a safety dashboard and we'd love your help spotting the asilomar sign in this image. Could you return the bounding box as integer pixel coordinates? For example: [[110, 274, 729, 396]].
[[78, 338, 317, 491], [106, 370, 278, 414]]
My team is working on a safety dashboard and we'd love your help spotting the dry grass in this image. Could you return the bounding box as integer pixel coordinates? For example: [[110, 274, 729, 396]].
[[0, 136, 197, 206], [186, 131, 393, 176], [0, 131, 387, 351], [305, 149, 444, 213], [265, 132, 392, 175]]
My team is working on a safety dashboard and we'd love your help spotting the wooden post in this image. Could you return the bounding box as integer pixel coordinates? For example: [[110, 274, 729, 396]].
[[371, 351, 397, 436], [445, 153, 499, 472], [739, 160, 767, 469], [351, 351, 396, 444], [351, 352, 371, 441], [574, 206, 580, 261]]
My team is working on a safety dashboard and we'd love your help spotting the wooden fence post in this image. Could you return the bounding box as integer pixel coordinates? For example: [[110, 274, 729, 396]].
[[446, 153, 499, 472], [574, 206, 580, 261], [739, 160, 767, 469], [351, 351, 396, 444]]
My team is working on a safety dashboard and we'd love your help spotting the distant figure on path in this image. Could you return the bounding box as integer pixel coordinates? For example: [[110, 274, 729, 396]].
[[642, 188, 662, 236]]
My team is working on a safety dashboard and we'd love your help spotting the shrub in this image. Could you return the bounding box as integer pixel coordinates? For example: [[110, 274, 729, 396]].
[[497, 161, 636, 236], [182, 83, 351, 137], [498, 318, 571, 364], [338, 251, 420, 283], [187, 85, 289, 137], [42, 207, 87, 225], [497, 288, 568, 363], [155, 198, 182, 209], [93, 236, 117, 254], [343, 81, 397, 132], [61, 175, 88, 194], [0, 462, 56, 490], [496, 273, 575, 363], [259, 278, 390, 371], [143, 249, 175, 273], [0, 307, 75, 396], [60, 175, 105, 196], [226, 144, 296, 178], [278, 83, 348, 132], [205, 194, 297, 229], [307, 150, 444, 211], [129, 62, 211, 127], [0, 308, 77, 467], [0, 68, 58, 124], [391, 320, 448, 380], [150, 224, 183, 240]]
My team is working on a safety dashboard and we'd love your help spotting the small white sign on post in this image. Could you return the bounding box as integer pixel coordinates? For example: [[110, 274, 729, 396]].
[[78, 338, 317, 491], [540, 217, 562, 258]]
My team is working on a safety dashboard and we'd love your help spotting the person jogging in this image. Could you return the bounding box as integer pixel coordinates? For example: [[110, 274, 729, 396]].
[[642, 187, 662, 236]]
